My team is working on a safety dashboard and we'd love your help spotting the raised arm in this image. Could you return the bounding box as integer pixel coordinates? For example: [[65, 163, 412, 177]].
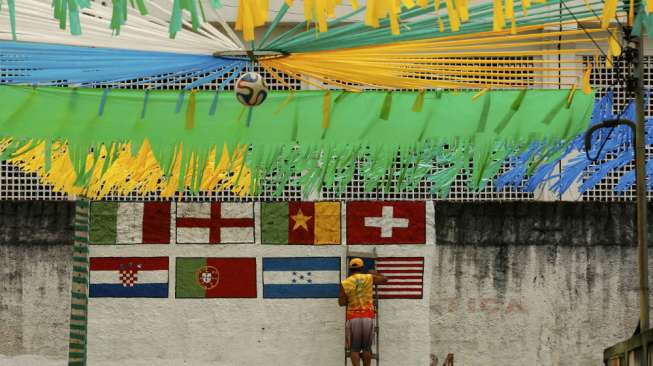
[[368, 270, 387, 285]]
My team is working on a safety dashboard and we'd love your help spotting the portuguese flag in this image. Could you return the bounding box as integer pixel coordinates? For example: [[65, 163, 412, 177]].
[[175, 257, 256, 298], [261, 202, 341, 244]]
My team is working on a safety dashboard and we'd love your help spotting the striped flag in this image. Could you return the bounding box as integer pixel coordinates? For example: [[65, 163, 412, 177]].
[[176, 203, 254, 244], [90, 202, 171, 244], [375, 257, 424, 299], [263, 257, 341, 298], [89, 257, 169, 298], [261, 202, 341, 244]]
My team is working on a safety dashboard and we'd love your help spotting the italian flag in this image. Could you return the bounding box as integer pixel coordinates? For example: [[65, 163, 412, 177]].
[[175, 257, 257, 298], [261, 202, 340, 244], [89, 202, 171, 244]]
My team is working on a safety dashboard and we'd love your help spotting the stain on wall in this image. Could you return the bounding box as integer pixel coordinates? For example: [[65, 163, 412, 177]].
[[431, 202, 653, 366], [1, 201, 652, 366], [0, 201, 75, 365]]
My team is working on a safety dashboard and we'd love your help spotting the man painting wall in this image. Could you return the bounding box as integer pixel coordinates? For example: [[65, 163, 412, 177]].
[[339, 258, 388, 366]]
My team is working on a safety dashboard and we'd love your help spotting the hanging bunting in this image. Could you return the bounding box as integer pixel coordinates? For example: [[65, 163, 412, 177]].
[[0, 85, 593, 198]]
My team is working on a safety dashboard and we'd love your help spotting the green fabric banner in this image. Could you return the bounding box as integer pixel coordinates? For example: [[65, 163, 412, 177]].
[[0, 86, 594, 197]]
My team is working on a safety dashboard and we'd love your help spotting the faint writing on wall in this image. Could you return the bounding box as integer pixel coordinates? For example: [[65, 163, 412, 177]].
[[447, 297, 527, 314]]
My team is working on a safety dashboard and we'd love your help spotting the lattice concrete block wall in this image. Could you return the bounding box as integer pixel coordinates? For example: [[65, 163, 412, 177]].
[[1, 54, 650, 202]]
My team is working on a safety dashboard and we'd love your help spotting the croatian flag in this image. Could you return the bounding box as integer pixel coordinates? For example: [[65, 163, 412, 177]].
[[263, 257, 341, 298], [90, 257, 169, 298]]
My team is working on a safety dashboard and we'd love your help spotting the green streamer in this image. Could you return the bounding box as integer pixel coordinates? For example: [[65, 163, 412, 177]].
[[0, 86, 594, 198]]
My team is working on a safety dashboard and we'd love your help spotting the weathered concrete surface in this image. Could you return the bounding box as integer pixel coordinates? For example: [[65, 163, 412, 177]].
[[0, 201, 74, 365], [1, 200, 651, 366], [435, 201, 652, 247], [0, 201, 75, 245], [431, 202, 651, 366]]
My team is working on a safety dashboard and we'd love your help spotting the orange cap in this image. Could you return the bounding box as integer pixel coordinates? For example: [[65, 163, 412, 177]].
[[349, 258, 364, 269]]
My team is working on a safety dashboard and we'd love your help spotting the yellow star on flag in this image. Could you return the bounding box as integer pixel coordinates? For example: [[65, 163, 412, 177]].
[[291, 208, 312, 231]]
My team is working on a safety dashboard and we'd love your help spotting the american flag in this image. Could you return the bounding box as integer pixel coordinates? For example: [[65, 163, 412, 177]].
[[375, 257, 424, 299]]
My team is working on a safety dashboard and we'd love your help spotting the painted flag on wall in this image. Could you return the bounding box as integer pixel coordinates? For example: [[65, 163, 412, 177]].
[[261, 202, 341, 244], [346, 201, 426, 244], [89, 202, 171, 244], [176, 258, 257, 298], [263, 257, 341, 298], [347, 257, 424, 299], [89, 257, 169, 298], [176, 203, 254, 244]]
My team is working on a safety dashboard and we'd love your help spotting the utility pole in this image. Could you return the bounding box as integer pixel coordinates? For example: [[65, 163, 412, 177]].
[[627, 19, 650, 333]]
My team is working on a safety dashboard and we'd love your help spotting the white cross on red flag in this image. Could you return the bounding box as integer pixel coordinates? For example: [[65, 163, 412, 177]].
[[346, 201, 426, 244]]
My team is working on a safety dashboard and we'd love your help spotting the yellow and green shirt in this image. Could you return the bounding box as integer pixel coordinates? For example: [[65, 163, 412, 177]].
[[341, 273, 375, 320]]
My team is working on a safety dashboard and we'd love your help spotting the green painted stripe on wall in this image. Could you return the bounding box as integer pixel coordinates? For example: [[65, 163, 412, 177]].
[[72, 276, 87, 284], [70, 324, 86, 331], [69, 332, 85, 340], [71, 292, 87, 300], [69, 200, 89, 366], [71, 304, 86, 311], [89, 202, 118, 244]]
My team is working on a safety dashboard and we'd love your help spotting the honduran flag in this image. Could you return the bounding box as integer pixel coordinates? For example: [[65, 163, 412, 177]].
[[90, 257, 169, 298], [263, 257, 341, 298], [89, 202, 171, 244]]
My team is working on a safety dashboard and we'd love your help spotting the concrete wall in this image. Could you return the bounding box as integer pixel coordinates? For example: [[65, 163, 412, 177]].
[[0, 201, 650, 366], [86, 203, 435, 366], [0, 201, 75, 366], [431, 202, 651, 366]]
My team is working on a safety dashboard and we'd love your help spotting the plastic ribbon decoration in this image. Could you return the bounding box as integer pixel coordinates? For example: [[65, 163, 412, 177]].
[[0, 85, 594, 198]]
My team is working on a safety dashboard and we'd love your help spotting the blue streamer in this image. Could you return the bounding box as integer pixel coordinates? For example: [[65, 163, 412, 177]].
[[246, 106, 253, 127], [98, 88, 110, 116], [141, 89, 150, 119], [0, 40, 239, 88], [175, 91, 186, 113], [209, 92, 219, 116], [208, 63, 246, 117]]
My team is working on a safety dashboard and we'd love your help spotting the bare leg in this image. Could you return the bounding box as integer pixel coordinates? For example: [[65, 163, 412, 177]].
[[362, 351, 372, 366], [351, 351, 361, 366]]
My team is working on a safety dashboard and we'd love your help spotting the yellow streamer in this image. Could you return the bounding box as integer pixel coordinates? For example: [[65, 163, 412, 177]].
[[322, 91, 332, 128], [444, 0, 461, 31], [472, 87, 491, 100], [606, 28, 621, 68], [601, 0, 617, 29], [494, 0, 505, 31], [582, 63, 592, 94], [236, 0, 623, 41], [186, 90, 196, 130], [505, 0, 514, 19], [5, 139, 252, 199]]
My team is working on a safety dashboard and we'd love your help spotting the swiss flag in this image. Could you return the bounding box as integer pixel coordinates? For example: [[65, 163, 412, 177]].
[[346, 201, 426, 244]]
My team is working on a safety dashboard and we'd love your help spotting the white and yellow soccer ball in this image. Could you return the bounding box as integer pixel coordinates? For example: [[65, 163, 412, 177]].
[[235, 72, 268, 107]]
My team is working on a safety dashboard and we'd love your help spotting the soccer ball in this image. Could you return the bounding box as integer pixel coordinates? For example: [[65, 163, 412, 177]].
[[235, 72, 268, 106]]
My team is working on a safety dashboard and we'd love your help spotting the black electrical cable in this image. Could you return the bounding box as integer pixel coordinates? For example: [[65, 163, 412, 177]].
[[559, 0, 635, 162]]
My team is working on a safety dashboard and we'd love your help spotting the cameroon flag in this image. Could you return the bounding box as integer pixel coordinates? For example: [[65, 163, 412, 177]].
[[261, 202, 341, 245], [175, 258, 257, 298]]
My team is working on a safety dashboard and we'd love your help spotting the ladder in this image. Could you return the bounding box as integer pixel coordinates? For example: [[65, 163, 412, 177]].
[[345, 249, 380, 366]]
